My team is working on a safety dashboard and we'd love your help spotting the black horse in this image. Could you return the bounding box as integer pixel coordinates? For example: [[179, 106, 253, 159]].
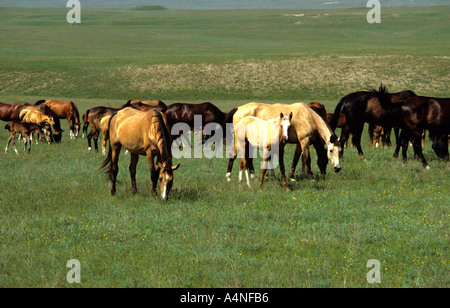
[[330, 86, 417, 159]]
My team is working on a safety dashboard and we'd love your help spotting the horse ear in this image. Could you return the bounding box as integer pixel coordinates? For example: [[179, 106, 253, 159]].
[[289, 112, 293, 121], [172, 163, 180, 171], [280, 112, 284, 119]]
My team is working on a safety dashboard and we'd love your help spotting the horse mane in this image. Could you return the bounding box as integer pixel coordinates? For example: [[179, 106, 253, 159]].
[[151, 110, 173, 169], [34, 100, 46, 106], [373, 83, 404, 110]]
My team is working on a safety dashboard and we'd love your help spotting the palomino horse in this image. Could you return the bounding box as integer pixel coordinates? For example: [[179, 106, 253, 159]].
[[375, 85, 449, 168], [4, 122, 44, 154], [19, 109, 55, 144], [230, 113, 292, 190], [226, 102, 341, 183], [98, 108, 180, 200], [330, 87, 417, 158], [35, 100, 81, 139], [14, 102, 63, 143]]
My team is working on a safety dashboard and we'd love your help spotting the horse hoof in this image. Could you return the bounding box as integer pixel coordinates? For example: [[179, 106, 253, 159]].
[[289, 178, 296, 182], [425, 165, 431, 170]]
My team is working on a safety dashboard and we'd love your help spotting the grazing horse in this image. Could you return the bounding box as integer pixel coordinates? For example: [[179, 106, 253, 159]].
[[165, 102, 232, 143], [83, 106, 123, 152], [0, 102, 20, 122], [4, 122, 44, 154], [35, 99, 81, 139], [375, 85, 449, 168], [99, 108, 180, 200], [14, 103, 63, 143], [19, 110, 55, 144], [226, 102, 341, 183], [330, 87, 417, 158], [230, 113, 292, 190]]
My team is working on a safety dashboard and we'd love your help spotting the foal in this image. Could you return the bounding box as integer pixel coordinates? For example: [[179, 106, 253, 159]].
[[231, 112, 292, 190], [4, 122, 45, 154]]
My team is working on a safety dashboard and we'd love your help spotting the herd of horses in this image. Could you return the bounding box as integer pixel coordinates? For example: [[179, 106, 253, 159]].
[[1, 84, 448, 200]]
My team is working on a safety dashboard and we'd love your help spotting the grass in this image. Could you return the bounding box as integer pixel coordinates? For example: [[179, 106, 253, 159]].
[[0, 6, 449, 288]]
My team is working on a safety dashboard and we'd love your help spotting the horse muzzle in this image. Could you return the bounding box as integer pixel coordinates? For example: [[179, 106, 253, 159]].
[[334, 165, 342, 173]]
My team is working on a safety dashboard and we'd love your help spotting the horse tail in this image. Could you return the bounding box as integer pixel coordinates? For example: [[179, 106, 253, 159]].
[[4, 123, 11, 131], [71, 102, 81, 123], [82, 110, 90, 136], [224, 107, 238, 126], [34, 100, 46, 105], [97, 114, 118, 183], [330, 98, 345, 132]]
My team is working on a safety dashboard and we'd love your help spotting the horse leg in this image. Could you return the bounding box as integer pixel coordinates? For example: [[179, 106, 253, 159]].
[[351, 122, 365, 159], [400, 129, 412, 166], [259, 156, 269, 192], [279, 145, 289, 191], [412, 134, 429, 169], [25, 135, 31, 153], [147, 151, 160, 197], [102, 133, 108, 156], [5, 133, 13, 153], [87, 129, 95, 152], [93, 131, 100, 152], [339, 124, 351, 158], [313, 138, 328, 176], [11, 134, 19, 155], [129, 154, 139, 195], [110, 144, 121, 196], [68, 117, 74, 139], [239, 158, 244, 184], [289, 143, 301, 181], [226, 139, 238, 182], [300, 138, 312, 179]]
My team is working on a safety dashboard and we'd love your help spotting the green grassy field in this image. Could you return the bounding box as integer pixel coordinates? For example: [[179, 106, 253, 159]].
[[0, 6, 449, 288]]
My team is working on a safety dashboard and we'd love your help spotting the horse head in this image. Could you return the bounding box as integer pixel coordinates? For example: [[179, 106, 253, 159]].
[[327, 135, 341, 173], [279, 112, 293, 142], [159, 163, 181, 201]]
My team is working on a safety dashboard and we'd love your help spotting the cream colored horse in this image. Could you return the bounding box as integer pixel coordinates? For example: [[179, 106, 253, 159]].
[[99, 107, 180, 200], [230, 112, 292, 190], [226, 102, 341, 182]]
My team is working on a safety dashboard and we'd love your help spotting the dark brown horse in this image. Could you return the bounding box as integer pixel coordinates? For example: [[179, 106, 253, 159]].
[[99, 108, 180, 200], [35, 99, 81, 139], [375, 86, 449, 168], [165, 102, 227, 132], [82, 106, 123, 152], [0, 102, 20, 122], [330, 87, 417, 158]]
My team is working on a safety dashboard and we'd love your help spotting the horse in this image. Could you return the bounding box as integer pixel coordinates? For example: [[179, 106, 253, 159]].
[[19, 109, 55, 144], [126, 99, 167, 113], [0, 102, 20, 122], [4, 121, 45, 154], [230, 113, 293, 190], [308, 102, 327, 121], [14, 102, 63, 143], [375, 85, 449, 168], [330, 87, 417, 158], [165, 102, 232, 143], [35, 99, 81, 139], [83, 106, 123, 152], [98, 107, 180, 200], [226, 102, 341, 183]]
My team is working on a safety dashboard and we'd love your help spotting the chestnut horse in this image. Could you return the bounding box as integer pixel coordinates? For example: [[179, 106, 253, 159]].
[[330, 87, 417, 158], [0, 102, 20, 122], [227, 102, 341, 183], [230, 113, 292, 190], [99, 107, 180, 200], [35, 100, 81, 139], [375, 85, 449, 168]]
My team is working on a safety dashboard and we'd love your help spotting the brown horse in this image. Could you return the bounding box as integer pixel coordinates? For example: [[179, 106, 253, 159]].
[[330, 87, 417, 158], [99, 107, 180, 200], [35, 100, 81, 139], [375, 85, 449, 168], [308, 102, 327, 120], [127, 99, 167, 113], [83, 106, 123, 152], [231, 113, 293, 190], [4, 121, 44, 154], [226, 102, 341, 184], [0, 102, 20, 122]]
